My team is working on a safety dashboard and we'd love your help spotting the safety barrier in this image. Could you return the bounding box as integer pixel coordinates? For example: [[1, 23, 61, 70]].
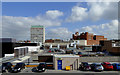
[[79, 56, 120, 62], [12, 63, 54, 69]]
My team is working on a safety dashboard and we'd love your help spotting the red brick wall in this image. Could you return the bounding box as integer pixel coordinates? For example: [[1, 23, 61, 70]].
[[87, 40, 99, 45], [72, 32, 107, 45], [45, 40, 54, 43]]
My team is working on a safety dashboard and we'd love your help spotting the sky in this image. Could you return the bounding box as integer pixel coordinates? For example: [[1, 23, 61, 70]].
[[1, 2, 119, 40]]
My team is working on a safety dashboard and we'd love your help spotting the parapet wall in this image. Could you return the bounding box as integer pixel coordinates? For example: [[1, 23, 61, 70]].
[[79, 56, 120, 63]]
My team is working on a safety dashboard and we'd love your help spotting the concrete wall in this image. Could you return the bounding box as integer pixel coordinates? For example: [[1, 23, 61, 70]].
[[54, 57, 79, 70], [45, 43, 70, 46], [79, 56, 120, 63], [14, 47, 28, 57]]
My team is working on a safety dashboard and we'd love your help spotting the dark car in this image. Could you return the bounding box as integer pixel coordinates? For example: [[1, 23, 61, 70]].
[[79, 62, 91, 71], [78, 52, 83, 57], [11, 63, 25, 73], [112, 63, 120, 71], [2, 62, 13, 72], [32, 63, 46, 72], [90, 63, 104, 71]]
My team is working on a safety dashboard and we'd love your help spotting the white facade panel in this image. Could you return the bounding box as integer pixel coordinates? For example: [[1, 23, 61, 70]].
[[73, 40, 87, 46]]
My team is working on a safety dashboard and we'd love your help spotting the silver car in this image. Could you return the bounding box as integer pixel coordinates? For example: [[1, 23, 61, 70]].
[[91, 63, 104, 71]]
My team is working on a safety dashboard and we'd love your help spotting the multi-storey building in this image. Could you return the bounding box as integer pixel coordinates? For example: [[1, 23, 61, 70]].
[[72, 32, 107, 45], [31, 25, 45, 43], [99, 40, 120, 55], [0, 38, 16, 57]]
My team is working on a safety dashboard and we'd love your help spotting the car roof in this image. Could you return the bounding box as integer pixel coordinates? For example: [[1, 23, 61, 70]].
[[91, 63, 101, 65], [112, 63, 120, 65], [17, 63, 25, 64], [95, 64, 101, 65], [103, 62, 111, 64], [82, 62, 88, 63], [3, 62, 11, 64]]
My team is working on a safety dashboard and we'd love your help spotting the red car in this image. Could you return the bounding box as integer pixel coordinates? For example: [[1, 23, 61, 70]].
[[48, 50, 51, 52], [101, 62, 113, 70]]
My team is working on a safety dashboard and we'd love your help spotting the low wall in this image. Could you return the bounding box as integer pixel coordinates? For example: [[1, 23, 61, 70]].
[[79, 56, 120, 63]]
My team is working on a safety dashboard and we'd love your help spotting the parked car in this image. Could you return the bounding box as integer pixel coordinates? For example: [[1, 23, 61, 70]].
[[90, 63, 104, 71], [48, 49, 54, 53], [78, 52, 83, 57], [2, 62, 13, 72], [0, 65, 2, 73], [112, 63, 120, 71], [101, 62, 113, 70], [79, 62, 91, 71], [32, 63, 46, 72], [48, 50, 52, 53], [11, 63, 25, 73], [60, 49, 65, 54]]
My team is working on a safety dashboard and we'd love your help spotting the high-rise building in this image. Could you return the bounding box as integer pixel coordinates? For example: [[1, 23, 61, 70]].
[[31, 25, 45, 43]]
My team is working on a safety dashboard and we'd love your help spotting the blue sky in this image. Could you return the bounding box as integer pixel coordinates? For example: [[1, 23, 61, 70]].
[[2, 2, 118, 40], [2, 2, 77, 17]]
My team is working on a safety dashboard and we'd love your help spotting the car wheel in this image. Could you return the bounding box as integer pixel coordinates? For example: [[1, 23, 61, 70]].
[[42, 70, 45, 72]]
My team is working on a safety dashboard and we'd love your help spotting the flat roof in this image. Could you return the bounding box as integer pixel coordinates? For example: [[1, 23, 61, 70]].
[[14, 46, 28, 49], [39, 54, 79, 57], [31, 25, 44, 28], [54, 54, 79, 58], [24, 46, 40, 48], [39, 53, 54, 56], [12, 56, 30, 63]]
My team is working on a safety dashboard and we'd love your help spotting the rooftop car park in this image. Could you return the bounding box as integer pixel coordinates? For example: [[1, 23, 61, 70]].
[[1, 62, 120, 74], [1, 39, 120, 74]]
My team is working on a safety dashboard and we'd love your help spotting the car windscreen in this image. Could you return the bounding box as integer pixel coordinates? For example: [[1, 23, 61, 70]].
[[83, 63, 88, 66], [16, 63, 23, 66], [2, 63, 7, 66], [96, 65, 101, 67], [7, 63, 12, 66], [118, 64, 120, 66], [15, 64, 23, 67], [107, 64, 112, 66], [38, 63, 46, 67], [14, 66, 19, 69]]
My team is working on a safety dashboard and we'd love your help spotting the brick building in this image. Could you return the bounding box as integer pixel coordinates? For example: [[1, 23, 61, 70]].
[[72, 32, 107, 45], [99, 40, 120, 55], [45, 39, 63, 43]]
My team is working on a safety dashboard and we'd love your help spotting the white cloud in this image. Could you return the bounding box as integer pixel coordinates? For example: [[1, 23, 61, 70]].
[[85, 0, 120, 2], [46, 10, 63, 19], [66, 2, 118, 22], [46, 28, 72, 40], [88, 2, 118, 21], [84, 0, 119, 2], [66, 6, 88, 22], [2, 14, 62, 40], [75, 26, 93, 33], [75, 20, 118, 39]]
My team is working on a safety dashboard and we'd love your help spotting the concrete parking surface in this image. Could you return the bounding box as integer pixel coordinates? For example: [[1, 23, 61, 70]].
[[1, 67, 120, 75]]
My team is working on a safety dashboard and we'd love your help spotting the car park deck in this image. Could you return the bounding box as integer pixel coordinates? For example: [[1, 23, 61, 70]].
[[2, 67, 120, 74]]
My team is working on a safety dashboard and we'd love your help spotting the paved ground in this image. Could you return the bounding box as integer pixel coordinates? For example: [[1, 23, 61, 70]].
[[19, 67, 120, 73], [1, 68, 120, 75], [2, 72, 120, 75]]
